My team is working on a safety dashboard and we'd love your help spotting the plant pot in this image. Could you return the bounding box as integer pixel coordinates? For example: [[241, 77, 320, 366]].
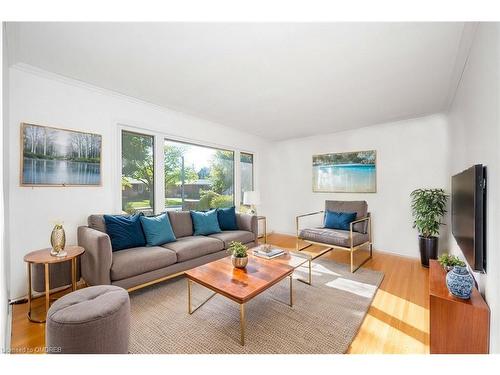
[[446, 265, 473, 299], [418, 235, 438, 267], [231, 255, 248, 269]]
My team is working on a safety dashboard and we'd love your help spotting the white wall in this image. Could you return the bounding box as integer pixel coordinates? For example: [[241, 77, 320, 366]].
[[7, 65, 270, 300], [447, 23, 500, 353], [261, 114, 450, 258], [1, 22, 10, 353]]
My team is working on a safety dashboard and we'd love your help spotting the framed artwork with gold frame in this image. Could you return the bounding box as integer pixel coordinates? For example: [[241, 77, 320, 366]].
[[20, 123, 102, 187]]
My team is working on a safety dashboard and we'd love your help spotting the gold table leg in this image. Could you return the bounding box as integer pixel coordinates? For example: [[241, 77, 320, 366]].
[[27, 263, 35, 322], [240, 303, 245, 346], [187, 278, 192, 314], [263, 218, 267, 244], [44, 263, 50, 316], [296, 258, 312, 285], [71, 258, 77, 291], [187, 279, 217, 315], [289, 275, 293, 307], [308, 259, 312, 285]]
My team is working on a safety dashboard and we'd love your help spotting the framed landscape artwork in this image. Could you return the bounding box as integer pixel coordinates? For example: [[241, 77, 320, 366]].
[[20, 123, 102, 186], [313, 150, 376, 193]]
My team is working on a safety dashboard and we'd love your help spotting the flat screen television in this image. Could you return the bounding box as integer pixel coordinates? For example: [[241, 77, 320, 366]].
[[451, 164, 486, 272]]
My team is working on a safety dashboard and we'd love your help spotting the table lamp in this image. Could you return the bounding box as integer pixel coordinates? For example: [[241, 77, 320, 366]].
[[243, 191, 260, 215]]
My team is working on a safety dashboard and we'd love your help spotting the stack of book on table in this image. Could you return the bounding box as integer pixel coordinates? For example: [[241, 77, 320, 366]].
[[253, 247, 285, 259]]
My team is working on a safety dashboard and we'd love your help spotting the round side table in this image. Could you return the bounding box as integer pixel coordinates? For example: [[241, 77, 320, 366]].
[[23, 246, 85, 323]]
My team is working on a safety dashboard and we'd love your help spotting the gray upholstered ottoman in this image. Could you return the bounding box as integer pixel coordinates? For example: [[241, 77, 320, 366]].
[[46, 285, 130, 354]]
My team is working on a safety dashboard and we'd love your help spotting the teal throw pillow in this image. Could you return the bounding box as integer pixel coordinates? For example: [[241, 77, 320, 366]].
[[191, 209, 222, 236], [139, 213, 176, 246]]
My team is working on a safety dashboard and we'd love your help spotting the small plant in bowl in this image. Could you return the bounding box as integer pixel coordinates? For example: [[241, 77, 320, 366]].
[[438, 253, 465, 272], [228, 241, 248, 269]]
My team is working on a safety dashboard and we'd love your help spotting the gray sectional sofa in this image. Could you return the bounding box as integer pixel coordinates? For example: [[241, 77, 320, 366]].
[[77, 211, 258, 291]]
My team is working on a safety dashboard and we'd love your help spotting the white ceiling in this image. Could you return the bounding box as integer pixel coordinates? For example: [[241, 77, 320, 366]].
[[6, 22, 466, 141]]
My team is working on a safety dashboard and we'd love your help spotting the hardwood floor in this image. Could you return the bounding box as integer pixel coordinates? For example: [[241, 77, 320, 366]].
[[10, 233, 429, 354]]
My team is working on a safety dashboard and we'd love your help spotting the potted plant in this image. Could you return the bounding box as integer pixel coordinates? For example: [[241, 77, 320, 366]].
[[228, 241, 248, 269], [438, 253, 466, 272], [410, 188, 448, 267]]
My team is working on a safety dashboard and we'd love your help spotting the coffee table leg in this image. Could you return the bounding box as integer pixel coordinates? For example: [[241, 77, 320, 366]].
[[44, 263, 50, 317], [308, 259, 312, 285], [187, 279, 192, 314], [289, 275, 293, 307], [240, 303, 245, 346]]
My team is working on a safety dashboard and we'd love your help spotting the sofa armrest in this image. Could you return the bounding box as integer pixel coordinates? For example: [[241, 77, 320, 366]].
[[236, 213, 258, 243], [77, 226, 112, 285]]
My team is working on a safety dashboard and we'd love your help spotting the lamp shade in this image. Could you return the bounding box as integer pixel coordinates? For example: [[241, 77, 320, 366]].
[[243, 191, 261, 206]]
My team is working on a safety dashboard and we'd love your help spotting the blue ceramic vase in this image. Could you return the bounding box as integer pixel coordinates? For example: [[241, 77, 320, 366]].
[[446, 265, 473, 299]]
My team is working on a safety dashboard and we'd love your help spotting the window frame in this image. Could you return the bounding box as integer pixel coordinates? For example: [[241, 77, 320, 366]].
[[164, 137, 236, 211], [240, 151, 255, 206], [117, 123, 255, 214], [120, 129, 156, 214]]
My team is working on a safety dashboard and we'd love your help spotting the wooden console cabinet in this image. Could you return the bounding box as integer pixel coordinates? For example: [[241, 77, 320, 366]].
[[429, 260, 490, 353]]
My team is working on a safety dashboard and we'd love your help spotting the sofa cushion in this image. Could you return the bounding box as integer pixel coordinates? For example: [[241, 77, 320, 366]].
[[191, 209, 221, 236], [167, 211, 193, 238], [217, 207, 238, 231], [324, 210, 357, 231], [325, 200, 368, 233], [299, 227, 369, 248], [104, 214, 147, 251], [140, 213, 176, 246], [111, 246, 177, 281], [208, 230, 255, 248], [88, 214, 106, 233], [162, 236, 224, 262]]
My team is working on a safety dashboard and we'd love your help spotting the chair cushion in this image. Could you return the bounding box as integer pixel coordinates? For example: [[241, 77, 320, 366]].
[[325, 200, 368, 233], [111, 246, 177, 281], [208, 230, 255, 248], [167, 211, 193, 238], [299, 227, 369, 248], [140, 213, 176, 246], [104, 214, 146, 251], [190, 209, 221, 236], [324, 210, 357, 230], [162, 236, 224, 262], [217, 206, 238, 230]]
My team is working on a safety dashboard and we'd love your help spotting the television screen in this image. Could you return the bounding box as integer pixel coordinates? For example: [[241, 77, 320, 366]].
[[451, 164, 486, 272]]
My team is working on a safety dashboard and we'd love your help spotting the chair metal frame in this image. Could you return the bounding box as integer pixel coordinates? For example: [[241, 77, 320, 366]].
[[295, 211, 373, 272]]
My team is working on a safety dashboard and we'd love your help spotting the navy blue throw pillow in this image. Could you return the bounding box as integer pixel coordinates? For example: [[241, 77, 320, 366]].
[[217, 206, 238, 231], [324, 210, 357, 231], [104, 213, 146, 251]]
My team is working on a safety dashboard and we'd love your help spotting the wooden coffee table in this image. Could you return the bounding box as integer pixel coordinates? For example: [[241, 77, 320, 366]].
[[253, 245, 313, 285], [185, 255, 294, 345]]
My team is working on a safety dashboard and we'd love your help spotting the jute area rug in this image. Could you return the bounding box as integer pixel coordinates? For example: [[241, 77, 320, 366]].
[[129, 258, 384, 354]]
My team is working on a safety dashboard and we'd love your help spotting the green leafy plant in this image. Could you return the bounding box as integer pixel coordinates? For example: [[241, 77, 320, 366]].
[[410, 189, 448, 238], [438, 253, 465, 268], [227, 241, 248, 258]]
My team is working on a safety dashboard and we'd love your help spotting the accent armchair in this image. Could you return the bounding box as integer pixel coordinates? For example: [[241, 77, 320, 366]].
[[296, 200, 372, 272]]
